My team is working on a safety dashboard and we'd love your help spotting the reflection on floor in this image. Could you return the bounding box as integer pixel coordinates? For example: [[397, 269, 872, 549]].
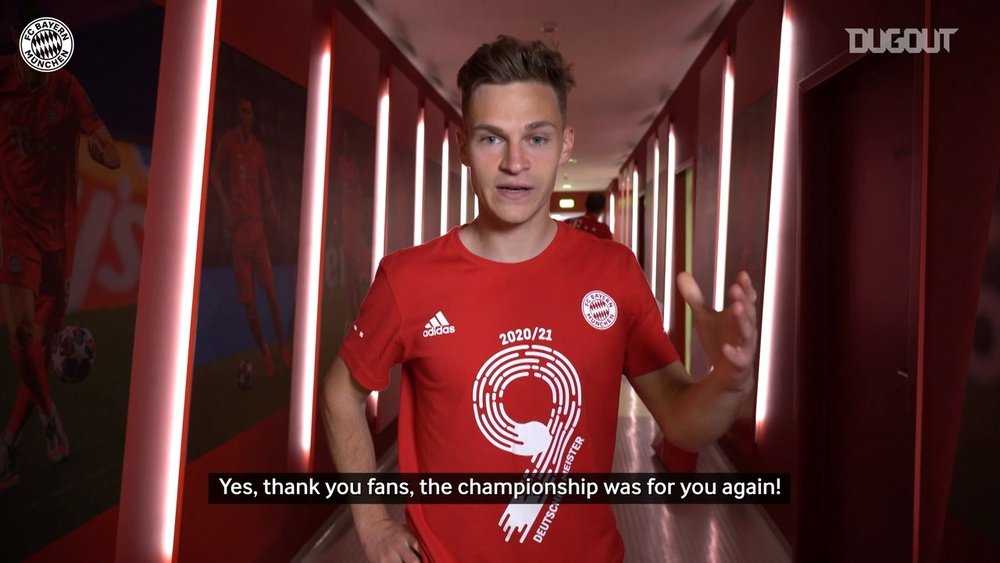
[[296, 379, 791, 562]]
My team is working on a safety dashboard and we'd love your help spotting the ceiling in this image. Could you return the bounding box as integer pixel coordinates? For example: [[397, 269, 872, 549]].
[[354, 0, 737, 191]]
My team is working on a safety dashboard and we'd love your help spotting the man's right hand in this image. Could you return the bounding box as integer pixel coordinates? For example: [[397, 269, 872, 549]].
[[357, 518, 422, 563]]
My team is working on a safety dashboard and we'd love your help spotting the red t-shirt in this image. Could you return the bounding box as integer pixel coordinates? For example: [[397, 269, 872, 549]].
[[565, 213, 613, 240], [215, 127, 269, 227], [0, 56, 104, 251], [340, 221, 679, 562]]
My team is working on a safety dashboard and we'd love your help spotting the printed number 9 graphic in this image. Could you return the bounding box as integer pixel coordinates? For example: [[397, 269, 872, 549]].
[[472, 344, 583, 543]]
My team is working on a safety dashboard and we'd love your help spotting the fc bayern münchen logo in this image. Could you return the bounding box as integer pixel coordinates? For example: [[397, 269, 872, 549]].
[[18, 17, 74, 73], [581, 290, 618, 330]]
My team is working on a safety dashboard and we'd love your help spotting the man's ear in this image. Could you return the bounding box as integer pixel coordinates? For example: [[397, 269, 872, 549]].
[[559, 126, 575, 165], [456, 124, 470, 166]]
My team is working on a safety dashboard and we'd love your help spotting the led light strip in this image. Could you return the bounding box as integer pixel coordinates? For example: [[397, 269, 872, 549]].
[[652, 137, 660, 294], [631, 168, 639, 257], [663, 125, 676, 333], [372, 76, 389, 282], [161, 0, 218, 557], [714, 53, 735, 311], [440, 126, 449, 236], [292, 37, 332, 469], [460, 164, 468, 225], [414, 106, 424, 245], [757, 13, 794, 439]]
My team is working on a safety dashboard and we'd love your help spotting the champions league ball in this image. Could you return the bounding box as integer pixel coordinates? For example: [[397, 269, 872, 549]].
[[52, 326, 95, 384], [237, 359, 254, 392]]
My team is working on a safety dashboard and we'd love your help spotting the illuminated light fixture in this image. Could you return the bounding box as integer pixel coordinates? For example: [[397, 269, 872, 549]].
[[631, 168, 639, 257], [562, 183, 572, 189], [559, 198, 575, 209], [459, 164, 468, 225], [440, 126, 450, 236], [609, 191, 616, 234], [290, 35, 332, 472], [372, 75, 389, 282], [663, 125, 677, 333], [414, 106, 425, 245], [757, 13, 794, 440], [161, 0, 217, 558], [652, 137, 660, 293], [714, 52, 736, 311], [568, 157, 578, 163]]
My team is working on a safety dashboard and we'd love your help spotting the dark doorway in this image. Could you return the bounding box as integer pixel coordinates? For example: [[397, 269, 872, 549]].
[[798, 53, 920, 562]]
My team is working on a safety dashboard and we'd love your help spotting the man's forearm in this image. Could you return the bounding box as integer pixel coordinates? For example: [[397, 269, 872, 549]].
[[322, 359, 391, 532], [633, 361, 754, 453], [662, 367, 753, 451]]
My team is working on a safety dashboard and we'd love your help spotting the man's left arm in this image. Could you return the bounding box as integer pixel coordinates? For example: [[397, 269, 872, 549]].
[[630, 271, 758, 452]]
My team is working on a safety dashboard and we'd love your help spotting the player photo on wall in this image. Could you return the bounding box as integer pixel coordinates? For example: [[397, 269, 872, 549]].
[[0, 1, 164, 559], [187, 42, 306, 463]]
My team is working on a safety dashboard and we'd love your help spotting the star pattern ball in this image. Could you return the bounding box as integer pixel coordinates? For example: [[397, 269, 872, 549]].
[[52, 326, 95, 384]]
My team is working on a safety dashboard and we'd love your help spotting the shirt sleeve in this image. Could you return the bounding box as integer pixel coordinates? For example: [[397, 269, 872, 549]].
[[338, 263, 406, 391], [66, 74, 104, 134], [621, 252, 679, 377]]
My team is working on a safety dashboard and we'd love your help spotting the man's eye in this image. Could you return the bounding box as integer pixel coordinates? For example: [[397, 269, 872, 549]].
[[481, 135, 500, 144], [530, 136, 548, 145]]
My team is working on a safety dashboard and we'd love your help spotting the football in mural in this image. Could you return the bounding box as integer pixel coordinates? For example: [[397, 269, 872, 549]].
[[237, 358, 254, 392], [52, 326, 96, 384]]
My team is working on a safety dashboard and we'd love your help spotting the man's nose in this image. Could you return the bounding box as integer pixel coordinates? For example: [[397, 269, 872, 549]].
[[500, 143, 529, 174]]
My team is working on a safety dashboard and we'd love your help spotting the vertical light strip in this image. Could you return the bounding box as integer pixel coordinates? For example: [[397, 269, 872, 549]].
[[631, 168, 639, 256], [460, 164, 468, 225], [290, 32, 332, 471], [663, 126, 677, 333], [372, 75, 389, 282], [652, 138, 660, 294], [714, 53, 736, 311], [473, 186, 479, 218], [161, 0, 217, 557], [413, 106, 425, 245], [756, 13, 794, 439], [440, 126, 450, 236], [609, 191, 616, 234]]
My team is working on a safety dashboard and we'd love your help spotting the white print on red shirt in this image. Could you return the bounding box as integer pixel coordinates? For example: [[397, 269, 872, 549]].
[[472, 342, 584, 543]]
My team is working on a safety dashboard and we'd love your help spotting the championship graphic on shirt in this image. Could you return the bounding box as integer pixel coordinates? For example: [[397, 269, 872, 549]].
[[472, 336, 585, 543]]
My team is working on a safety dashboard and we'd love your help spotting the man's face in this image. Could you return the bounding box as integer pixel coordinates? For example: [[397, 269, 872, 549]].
[[238, 100, 254, 129], [459, 81, 574, 229]]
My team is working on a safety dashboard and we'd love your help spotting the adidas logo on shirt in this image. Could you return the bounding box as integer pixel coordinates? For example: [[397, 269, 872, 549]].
[[423, 311, 456, 337]]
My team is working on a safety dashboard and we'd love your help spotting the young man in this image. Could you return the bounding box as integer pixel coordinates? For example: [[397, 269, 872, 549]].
[[566, 191, 613, 240], [210, 97, 290, 377], [0, 0, 121, 488], [323, 36, 758, 562]]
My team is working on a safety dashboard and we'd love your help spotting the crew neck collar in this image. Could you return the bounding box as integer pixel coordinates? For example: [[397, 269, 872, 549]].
[[450, 221, 567, 267]]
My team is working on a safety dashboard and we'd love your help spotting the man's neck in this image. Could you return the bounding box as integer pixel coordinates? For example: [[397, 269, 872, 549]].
[[459, 215, 557, 263]]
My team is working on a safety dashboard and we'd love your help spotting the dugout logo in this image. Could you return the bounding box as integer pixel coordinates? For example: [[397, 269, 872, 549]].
[[19, 18, 74, 73], [581, 290, 617, 330]]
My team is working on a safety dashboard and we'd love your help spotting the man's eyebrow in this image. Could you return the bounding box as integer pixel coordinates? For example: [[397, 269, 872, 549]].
[[470, 121, 559, 134], [525, 121, 557, 131]]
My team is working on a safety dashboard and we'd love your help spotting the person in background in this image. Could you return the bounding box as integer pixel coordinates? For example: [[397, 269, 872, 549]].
[[565, 191, 613, 240]]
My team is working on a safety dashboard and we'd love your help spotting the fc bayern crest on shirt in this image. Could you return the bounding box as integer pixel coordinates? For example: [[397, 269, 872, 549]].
[[19, 18, 75, 73], [581, 290, 618, 330]]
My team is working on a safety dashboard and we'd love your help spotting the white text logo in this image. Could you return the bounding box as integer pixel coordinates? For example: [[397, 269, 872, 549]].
[[19, 18, 75, 72], [846, 28, 957, 54], [422, 311, 456, 338]]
